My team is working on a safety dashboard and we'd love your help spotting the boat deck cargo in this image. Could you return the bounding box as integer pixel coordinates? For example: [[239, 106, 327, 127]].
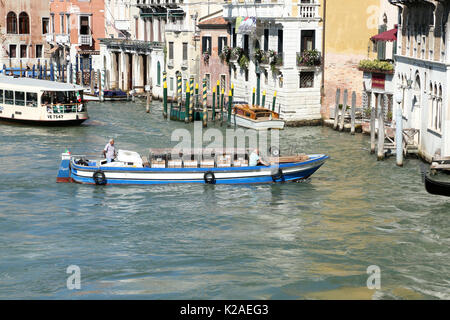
[[57, 148, 328, 185]]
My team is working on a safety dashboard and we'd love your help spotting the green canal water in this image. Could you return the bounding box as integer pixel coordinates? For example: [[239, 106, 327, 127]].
[[0, 100, 449, 299]]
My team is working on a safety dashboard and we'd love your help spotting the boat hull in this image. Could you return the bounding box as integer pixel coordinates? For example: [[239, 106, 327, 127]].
[[65, 155, 328, 185], [231, 114, 285, 130], [424, 174, 450, 197], [0, 116, 88, 126]]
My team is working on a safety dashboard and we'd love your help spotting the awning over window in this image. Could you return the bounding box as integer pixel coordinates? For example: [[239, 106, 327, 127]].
[[370, 25, 398, 42]]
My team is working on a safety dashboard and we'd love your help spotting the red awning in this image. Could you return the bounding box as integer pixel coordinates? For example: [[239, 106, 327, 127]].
[[371, 26, 398, 42]]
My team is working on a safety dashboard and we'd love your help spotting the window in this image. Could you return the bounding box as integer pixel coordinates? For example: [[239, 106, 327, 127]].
[[9, 45, 17, 58], [60, 14, 65, 34], [169, 42, 174, 60], [277, 29, 283, 53], [300, 72, 314, 88], [232, 27, 236, 48], [182, 42, 188, 61], [66, 14, 70, 34], [205, 74, 211, 90], [169, 77, 174, 91], [20, 45, 27, 58], [42, 18, 49, 34], [264, 28, 269, 51], [183, 79, 187, 93], [80, 16, 90, 35], [51, 14, 55, 34], [19, 12, 30, 34], [36, 45, 43, 58], [7, 12, 17, 34], [218, 37, 227, 54], [243, 35, 249, 56], [0, 90, 3, 104], [301, 30, 315, 52], [15, 92, 25, 106], [202, 36, 212, 55], [26, 93, 38, 107], [5, 91, 14, 105]]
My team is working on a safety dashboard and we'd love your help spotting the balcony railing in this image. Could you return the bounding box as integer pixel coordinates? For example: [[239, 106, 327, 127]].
[[181, 60, 188, 68], [55, 34, 70, 45], [165, 24, 194, 33], [299, 2, 321, 20], [45, 34, 54, 43], [79, 34, 92, 46], [168, 59, 174, 68], [296, 50, 322, 67]]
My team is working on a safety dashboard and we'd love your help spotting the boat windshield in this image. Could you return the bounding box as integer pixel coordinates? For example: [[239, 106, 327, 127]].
[[41, 90, 86, 113]]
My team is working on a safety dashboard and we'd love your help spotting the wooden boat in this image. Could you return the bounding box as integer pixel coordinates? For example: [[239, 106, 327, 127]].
[[57, 148, 328, 185], [424, 173, 450, 197], [230, 104, 285, 130], [0, 75, 88, 125]]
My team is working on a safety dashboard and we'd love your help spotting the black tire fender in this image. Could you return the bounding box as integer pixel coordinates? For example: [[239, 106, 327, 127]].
[[93, 170, 107, 185], [271, 169, 284, 182], [204, 171, 216, 184]]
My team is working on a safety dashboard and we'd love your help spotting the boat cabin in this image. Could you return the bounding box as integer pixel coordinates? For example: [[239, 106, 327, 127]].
[[0, 75, 88, 124], [233, 104, 280, 121]]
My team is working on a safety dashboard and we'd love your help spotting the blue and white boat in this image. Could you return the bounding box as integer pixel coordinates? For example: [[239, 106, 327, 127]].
[[57, 149, 328, 185]]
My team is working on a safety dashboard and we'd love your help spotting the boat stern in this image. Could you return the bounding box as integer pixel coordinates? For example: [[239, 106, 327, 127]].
[[56, 152, 72, 183]]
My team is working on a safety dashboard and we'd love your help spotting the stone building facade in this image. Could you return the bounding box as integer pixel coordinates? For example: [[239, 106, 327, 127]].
[[198, 14, 231, 106], [0, 0, 51, 68], [223, 0, 323, 123], [48, 0, 106, 77], [99, 0, 164, 95], [322, 0, 398, 118], [392, 0, 450, 160]]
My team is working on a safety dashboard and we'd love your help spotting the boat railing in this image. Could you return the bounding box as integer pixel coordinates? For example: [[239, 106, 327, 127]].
[[45, 102, 86, 114]]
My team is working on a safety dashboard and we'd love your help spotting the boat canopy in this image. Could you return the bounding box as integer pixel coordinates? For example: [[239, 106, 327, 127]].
[[0, 75, 84, 93]]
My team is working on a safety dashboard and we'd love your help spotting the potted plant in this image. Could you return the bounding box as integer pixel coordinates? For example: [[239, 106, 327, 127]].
[[268, 50, 282, 72], [219, 46, 232, 64], [203, 51, 210, 65], [358, 59, 394, 74], [231, 47, 244, 61], [254, 48, 265, 64], [297, 49, 321, 67], [239, 54, 249, 70]]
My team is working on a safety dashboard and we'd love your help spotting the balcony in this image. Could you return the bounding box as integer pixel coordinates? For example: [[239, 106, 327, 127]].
[[165, 24, 194, 33], [55, 34, 70, 45], [79, 34, 92, 46], [296, 50, 322, 68], [99, 38, 164, 51], [115, 20, 131, 31], [45, 34, 54, 43], [181, 60, 188, 69], [298, 1, 321, 21], [168, 59, 174, 68], [223, 0, 285, 20]]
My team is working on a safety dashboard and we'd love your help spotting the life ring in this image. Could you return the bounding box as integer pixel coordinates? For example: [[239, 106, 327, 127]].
[[93, 170, 107, 185], [271, 169, 284, 183], [204, 171, 216, 184], [269, 146, 280, 157]]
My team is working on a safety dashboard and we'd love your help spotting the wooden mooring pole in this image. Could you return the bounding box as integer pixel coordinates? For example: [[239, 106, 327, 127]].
[[370, 103, 376, 154], [350, 91, 356, 135], [333, 88, 340, 130], [339, 89, 347, 131], [377, 106, 385, 161], [396, 105, 403, 166]]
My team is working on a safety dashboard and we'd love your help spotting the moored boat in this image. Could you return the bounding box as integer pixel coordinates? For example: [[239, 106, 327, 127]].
[[0, 75, 88, 125], [57, 148, 328, 185], [230, 104, 285, 130], [83, 88, 130, 102], [422, 158, 450, 197]]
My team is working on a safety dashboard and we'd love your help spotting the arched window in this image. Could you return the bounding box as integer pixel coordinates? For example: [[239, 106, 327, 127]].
[[19, 12, 30, 34], [7, 12, 17, 34]]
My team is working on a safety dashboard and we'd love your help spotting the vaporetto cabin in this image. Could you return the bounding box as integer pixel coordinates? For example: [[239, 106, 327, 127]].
[[0, 75, 89, 125]]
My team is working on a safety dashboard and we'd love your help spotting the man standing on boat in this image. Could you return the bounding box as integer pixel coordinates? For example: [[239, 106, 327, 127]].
[[103, 139, 117, 163], [249, 149, 269, 167]]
